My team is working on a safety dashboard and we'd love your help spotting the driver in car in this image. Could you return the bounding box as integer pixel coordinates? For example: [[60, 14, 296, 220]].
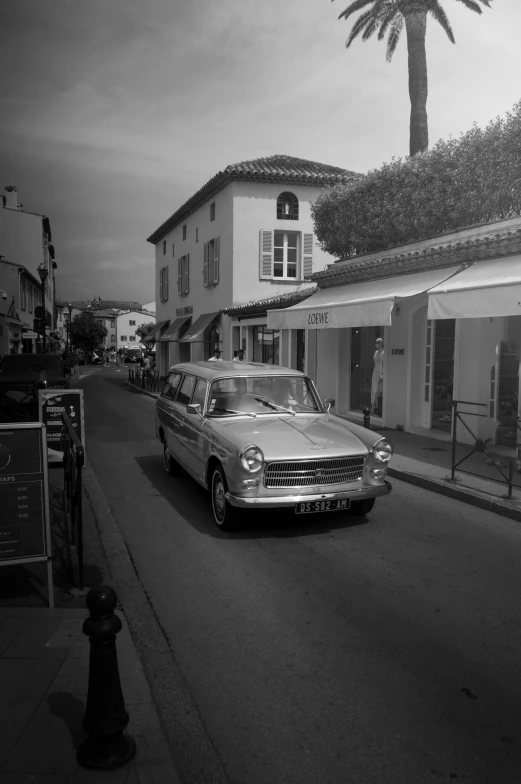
[[272, 378, 298, 410]]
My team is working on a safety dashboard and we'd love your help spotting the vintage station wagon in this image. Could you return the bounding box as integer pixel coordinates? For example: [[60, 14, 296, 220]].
[[155, 362, 393, 531]]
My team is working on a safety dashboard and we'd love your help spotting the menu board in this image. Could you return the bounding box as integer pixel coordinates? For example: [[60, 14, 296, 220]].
[[0, 425, 48, 562], [38, 389, 85, 464]]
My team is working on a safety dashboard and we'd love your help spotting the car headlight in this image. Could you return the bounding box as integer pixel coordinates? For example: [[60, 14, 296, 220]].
[[371, 438, 393, 463], [239, 445, 264, 473]]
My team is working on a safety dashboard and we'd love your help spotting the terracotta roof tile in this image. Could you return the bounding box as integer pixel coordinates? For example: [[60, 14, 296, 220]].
[[221, 285, 317, 316], [147, 155, 360, 244]]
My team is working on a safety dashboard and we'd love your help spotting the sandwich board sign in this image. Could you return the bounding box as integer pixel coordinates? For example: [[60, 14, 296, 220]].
[[38, 389, 85, 464], [0, 422, 54, 608]]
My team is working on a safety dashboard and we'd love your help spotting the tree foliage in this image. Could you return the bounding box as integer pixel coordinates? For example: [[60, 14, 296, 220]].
[[69, 312, 108, 353], [135, 322, 156, 344], [311, 101, 521, 259]]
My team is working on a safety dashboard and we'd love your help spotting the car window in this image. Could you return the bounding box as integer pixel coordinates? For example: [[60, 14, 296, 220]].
[[175, 374, 196, 406], [160, 371, 182, 401], [207, 375, 321, 416], [192, 378, 208, 409]]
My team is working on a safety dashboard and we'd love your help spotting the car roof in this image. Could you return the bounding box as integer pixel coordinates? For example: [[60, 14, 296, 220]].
[[167, 361, 308, 380]]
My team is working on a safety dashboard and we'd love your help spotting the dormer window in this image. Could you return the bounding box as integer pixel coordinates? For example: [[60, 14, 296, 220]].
[[277, 192, 298, 221]]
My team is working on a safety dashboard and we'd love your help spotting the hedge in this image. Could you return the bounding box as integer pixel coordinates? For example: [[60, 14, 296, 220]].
[[311, 100, 521, 259]]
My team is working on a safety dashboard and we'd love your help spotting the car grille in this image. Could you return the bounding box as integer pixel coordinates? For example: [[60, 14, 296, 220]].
[[264, 456, 365, 488]]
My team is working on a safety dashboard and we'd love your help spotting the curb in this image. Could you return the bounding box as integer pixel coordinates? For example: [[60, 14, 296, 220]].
[[124, 380, 158, 399], [82, 465, 230, 784], [388, 465, 521, 523]]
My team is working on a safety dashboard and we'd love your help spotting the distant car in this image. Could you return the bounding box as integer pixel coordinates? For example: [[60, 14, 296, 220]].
[[124, 349, 143, 364], [155, 361, 393, 531], [0, 353, 71, 422]]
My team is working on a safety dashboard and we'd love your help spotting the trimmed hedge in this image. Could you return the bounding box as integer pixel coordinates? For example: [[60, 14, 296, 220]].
[[311, 101, 521, 259]]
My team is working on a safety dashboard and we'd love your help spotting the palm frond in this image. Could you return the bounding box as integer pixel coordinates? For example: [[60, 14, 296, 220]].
[[337, 0, 376, 22], [377, 4, 400, 41], [345, 9, 375, 47], [427, 1, 455, 43], [386, 13, 404, 61], [453, 0, 490, 11]]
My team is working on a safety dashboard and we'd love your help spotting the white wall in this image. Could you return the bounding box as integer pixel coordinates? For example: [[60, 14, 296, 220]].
[[117, 310, 156, 349], [231, 181, 335, 304]]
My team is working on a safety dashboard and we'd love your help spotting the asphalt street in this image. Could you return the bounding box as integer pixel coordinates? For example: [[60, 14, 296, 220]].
[[75, 364, 521, 784]]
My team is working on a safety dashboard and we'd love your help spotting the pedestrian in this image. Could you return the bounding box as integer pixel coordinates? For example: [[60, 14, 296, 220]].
[[208, 347, 223, 362], [233, 349, 245, 362], [143, 353, 152, 376]]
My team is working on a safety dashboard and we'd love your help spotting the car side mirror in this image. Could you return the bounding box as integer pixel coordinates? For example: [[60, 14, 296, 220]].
[[186, 403, 203, 418], [324, 398, 335, 413]]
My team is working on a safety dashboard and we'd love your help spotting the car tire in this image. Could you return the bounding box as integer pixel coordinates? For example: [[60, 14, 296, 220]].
[[211, 465, 241, 532], [349, 498, 376, 516], [163, 439, 178, 476]]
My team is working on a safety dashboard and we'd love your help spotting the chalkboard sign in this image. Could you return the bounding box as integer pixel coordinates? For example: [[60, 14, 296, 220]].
[[38, 389, 85, 464], [0, 422, 53, 606]]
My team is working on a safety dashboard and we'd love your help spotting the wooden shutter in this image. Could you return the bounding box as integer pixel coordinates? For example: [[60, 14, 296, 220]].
[[165, 265, 169, 300], [302, 234, 313, 278], [186, 254, 190, 295], [203, 243, 209, 287], [177, 259, 182, 296], [259, 230, 273, 280], [213, 237, 220, 285], [159, 267, 163, 302]]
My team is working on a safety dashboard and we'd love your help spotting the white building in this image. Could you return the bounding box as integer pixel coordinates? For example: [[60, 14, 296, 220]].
[[146, 155, 359, 376], [117, 310, 156, 351], [268, 215, 521, 448], [142, 300, 156, 313]]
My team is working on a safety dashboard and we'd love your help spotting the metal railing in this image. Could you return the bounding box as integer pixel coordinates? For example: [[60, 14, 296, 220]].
[[62, 410, 85, 589], [127, 367, 160, 394], [451, 400, 514, 499]]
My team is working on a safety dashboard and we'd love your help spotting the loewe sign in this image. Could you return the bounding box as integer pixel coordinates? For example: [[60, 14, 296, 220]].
[[176, 305, 193, 316]]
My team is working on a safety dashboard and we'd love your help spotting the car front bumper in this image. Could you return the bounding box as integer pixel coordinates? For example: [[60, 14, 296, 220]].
[[226, 480, 392, 508]]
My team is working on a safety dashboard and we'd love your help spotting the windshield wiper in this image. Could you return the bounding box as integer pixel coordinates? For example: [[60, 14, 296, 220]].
[[253, 397, 296, 416], [212, 407, 257, 418]]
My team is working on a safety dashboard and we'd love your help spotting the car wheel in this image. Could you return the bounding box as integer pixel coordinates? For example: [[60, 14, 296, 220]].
[[163, 439, 178, 476], [349, 498, 376, 516], [211, 465, 241, 532]]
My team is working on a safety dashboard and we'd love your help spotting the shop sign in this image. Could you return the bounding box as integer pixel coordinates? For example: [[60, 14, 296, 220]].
[[307, 311, 331, 326], [391, 348, 406, 355], [0, 422, 53, 605], [38, 389, 85, 464], [176, 305, 193, 316]]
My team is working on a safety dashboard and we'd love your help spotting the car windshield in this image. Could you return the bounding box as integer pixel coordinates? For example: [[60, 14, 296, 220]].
[[0, 355, 63, 376], [207, 375, 322, 417]]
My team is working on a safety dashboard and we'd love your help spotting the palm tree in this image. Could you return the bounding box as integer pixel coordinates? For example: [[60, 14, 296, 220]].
[[336, 0, 491, 156]]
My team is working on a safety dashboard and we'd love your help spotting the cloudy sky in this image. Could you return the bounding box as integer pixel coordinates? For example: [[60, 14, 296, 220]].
[[1, 0, 519, 303]]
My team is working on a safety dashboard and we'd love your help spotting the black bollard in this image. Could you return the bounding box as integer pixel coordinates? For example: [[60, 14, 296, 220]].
[[77, 586, 136, 769], [362, 406, 371, 429]]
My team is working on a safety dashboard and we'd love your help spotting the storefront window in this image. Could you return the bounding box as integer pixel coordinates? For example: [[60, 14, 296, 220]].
[[252, 326, 280, 364], [431, 319, 455, 432], [296, 329, 305, 372], [350, 327, 383, 413]]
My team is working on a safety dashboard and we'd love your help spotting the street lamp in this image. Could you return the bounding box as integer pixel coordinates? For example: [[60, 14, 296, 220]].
[[37, 263, 48, 354], [63, 303, 72, 352]]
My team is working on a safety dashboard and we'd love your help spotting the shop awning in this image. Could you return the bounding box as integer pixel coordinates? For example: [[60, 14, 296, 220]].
[[142, 320, 169, 342], [158, 316, 191, 342], [267, 266, 461, 330], [427, 256, 521, 320], [180, 312, 219, 343]]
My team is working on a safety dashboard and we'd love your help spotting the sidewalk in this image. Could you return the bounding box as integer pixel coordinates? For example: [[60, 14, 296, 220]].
[[0, 467, 181, 783]]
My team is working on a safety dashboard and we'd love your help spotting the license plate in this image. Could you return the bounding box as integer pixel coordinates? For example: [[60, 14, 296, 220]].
[[295, 498, 350, 515]]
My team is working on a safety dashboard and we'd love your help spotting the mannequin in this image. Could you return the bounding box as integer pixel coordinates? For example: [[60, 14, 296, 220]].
[[371, 337, 384, 416]]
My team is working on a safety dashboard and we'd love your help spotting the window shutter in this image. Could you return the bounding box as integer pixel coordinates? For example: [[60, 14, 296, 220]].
[[165, 265, 169, 300], [177, 259, 182, 296], [302, 234, 313, 278], [159, 268, 163, 302], [203, 243, 209, 287], [259, 230, 273, 280], [186, 254, 190, 295], [214, 237, 220, 284]]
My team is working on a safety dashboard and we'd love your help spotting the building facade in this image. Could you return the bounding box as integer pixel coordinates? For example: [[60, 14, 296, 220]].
[[267, 215, 521, 448], [146, 155, 359, 376], [117, 310, 156, 351], [0, 186, 56, 347], [0, 260, 44, 356]]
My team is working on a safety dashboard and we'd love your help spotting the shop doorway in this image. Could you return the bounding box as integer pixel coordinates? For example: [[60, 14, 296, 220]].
[[179, 320, 191, 363], [426, 319, 455, 432], [349, 327, 383, 412]]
